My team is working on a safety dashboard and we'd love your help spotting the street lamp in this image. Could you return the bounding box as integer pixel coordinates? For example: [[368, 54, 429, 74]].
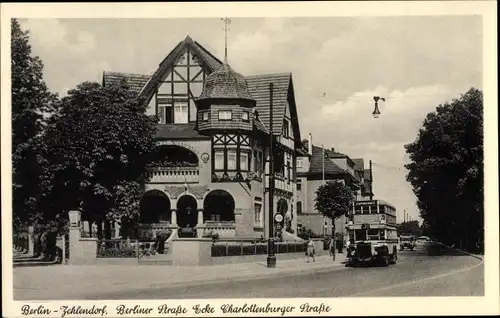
[[372, 96, 385, 118], [267, 82, 277, 268]]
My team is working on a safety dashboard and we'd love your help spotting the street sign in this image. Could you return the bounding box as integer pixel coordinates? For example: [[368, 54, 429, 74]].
[[355, 200, 377, 206], [274, 213, 284, 223]]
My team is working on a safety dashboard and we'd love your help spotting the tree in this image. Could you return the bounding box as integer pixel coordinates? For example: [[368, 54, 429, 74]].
[[40, 81, 157, 238], [405, 88, 483, 252], [315, 180, 355, 238], [396, 220, 421, 237], [11, 19, 59, 229]]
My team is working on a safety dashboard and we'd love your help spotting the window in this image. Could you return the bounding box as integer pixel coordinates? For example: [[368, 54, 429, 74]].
[[282, 119, 289, 137], [296, 179, 302, 191], [202, 111, 209, 121], [214, 151, 224, 170], [174, 102, 188, 123], [242, 111, 249, 122], [158, 104, 174, 124], [254, 203, 262, 225], [367, 229, 379, 240], [379, 230, 386, 240], [228, 150, 237, 170], [297, 201, 302, 214], [210, 214, 221, 222], [240, 152, 249, 171], [218, 110, 232, 120], [296, 158, 303, 168]]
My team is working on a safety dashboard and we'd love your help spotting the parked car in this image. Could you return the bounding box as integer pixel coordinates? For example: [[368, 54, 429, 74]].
[[416, 236, 431, 242]]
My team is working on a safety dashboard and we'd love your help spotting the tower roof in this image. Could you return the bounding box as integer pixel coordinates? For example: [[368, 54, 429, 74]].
[[197, 62, 254, 101]]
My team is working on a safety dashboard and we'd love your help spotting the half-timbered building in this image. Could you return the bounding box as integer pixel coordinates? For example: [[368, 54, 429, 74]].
[[103, 35, 302, 240]]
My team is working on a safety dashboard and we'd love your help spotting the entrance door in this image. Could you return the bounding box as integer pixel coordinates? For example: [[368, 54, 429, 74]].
[[177, 195, 198, 238]]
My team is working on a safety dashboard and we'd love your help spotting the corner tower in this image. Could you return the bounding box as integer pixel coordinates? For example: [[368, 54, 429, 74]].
[[196, 62, 259, 183]]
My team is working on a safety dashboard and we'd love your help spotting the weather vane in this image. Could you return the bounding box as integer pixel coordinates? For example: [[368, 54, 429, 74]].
[[221, 17, 231, 63]]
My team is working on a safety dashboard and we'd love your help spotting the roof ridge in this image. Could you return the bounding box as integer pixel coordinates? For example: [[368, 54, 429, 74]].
[[245, 72, 291, 79], [193, 40, 224, 66], [104, 71, 151, 77]]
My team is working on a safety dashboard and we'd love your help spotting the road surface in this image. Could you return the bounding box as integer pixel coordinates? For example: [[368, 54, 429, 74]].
[[93, 249, 483, 299]]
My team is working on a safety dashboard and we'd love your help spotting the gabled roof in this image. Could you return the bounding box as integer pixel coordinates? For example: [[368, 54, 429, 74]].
[[139, 35, 224, 102], [101, 36, 302, 143], [154, 123, 211, 140], [102, 72, 151, 95], [364, 169, 372, 181], [308, 145, 345, 175], [246, 73, 301, 142], [352, 158, 365, 171]]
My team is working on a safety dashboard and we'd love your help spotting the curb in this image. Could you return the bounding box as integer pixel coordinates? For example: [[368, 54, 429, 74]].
[[435, 242, 484, 260], [87, 261, 347, 298]]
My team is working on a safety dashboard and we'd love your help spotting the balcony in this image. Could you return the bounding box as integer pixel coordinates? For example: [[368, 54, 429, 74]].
[[277, 135, 294, 150], [146, 166, 199, 184], [265, 174, 294, 193]]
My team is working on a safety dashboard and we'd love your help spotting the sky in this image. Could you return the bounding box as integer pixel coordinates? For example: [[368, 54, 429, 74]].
[[19, 16, 482, 224]]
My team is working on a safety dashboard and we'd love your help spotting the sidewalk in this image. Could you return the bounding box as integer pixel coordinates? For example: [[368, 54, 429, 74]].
[[14, 253, 346, 300]]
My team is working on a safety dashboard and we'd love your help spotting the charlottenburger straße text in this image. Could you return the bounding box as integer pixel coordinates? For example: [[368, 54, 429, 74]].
[[20, 302, 331, 316]]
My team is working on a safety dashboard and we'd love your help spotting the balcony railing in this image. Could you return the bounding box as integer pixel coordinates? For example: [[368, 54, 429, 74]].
[[198, 221, 236, 238], [146, 166, 199, 184], [265, 175, 294, 193], [277, 135, 294, 150]]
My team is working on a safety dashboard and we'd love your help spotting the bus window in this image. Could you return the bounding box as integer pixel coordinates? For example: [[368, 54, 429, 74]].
[[380, 230, 386, 240], [367, 229, 379, 240], [355, 229, 366, 241]]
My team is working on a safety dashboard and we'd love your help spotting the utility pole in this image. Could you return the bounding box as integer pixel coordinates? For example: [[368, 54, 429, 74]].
[[369, 160, 373, 200], [267, 83, 276, 268]]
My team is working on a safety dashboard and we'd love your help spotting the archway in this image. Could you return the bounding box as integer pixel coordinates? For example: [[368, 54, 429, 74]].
[[177, 195, 198, 238], [203, 190, 235, 222], [139, 190, 171, 224]]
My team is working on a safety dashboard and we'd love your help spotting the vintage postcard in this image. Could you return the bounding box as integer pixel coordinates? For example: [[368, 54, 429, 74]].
[[1, 1, 498, 317]]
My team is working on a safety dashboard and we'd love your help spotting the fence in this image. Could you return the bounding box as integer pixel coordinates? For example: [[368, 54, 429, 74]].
[[211, 241, 308, 257], [96, 239, 139, 258]]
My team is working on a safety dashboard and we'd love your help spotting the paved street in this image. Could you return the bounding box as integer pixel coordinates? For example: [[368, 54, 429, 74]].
[[97, 251, 483, 299], [13, 245, 483, 300]]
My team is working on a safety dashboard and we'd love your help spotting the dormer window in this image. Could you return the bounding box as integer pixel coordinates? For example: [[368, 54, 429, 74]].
[[202, 111, 209, 121], [218, 110, 232, 121], [242, 111, 249, 122]]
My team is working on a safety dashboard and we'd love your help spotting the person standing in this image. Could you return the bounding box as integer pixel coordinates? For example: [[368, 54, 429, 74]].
[[329, 237, 336, 261], [306, 238, 315, 263]]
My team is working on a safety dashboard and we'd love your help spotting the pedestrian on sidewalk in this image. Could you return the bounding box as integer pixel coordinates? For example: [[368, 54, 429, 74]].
[[306, 238, 315, 263], [329, 237, 336, 261]]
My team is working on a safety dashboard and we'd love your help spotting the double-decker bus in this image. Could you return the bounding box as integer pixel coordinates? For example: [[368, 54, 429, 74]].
[[345, 200, 398, 266]]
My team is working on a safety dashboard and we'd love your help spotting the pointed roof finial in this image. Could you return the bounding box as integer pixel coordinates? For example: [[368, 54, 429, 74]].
[[221, 17, 231, 64]]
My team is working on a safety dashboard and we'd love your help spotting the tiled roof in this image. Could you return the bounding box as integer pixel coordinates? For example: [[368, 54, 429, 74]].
[[103, 72, 151, 95], [352, 158, 365, 171], [198, 63, 254, 100], [246, 73, 293, 135], [154, 123, 210, 140], [253, 115, 269, 134], [364, 169, 372, 181], [308, 145, 345, 175], [102, 36, 301, 142]]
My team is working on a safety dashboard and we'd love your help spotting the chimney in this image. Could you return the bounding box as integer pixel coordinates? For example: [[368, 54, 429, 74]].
[[308, 133, 312, 156]]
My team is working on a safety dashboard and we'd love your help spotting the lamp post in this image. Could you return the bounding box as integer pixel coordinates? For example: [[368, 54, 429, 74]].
[[267, 82, 277, 268], [372, 96, 385, 118]]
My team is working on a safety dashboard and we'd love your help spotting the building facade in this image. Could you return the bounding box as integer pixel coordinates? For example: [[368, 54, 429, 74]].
[[103, 36, 302, 240], [295, 134, 374, 240]]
